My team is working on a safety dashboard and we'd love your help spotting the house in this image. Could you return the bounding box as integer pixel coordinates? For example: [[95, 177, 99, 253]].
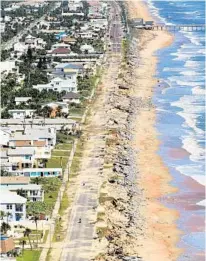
[[0, 236, 15, 254], [25, 34, 36, 45], [1, 185, 44, 202], [77, 31, 97, 39], [61, 36, 76, 45], [0, 129, 10, 147], [68, 0, 83, 11], [0, 190, 27, 221], [7, 147, 36, 169], [9, 168, 62, 178], [50, 47, 71, 57], [13, 42, 28, 57], [55, 32, 67, 40], [0, 22, 5, 33], [8, 110, 35, 119], [62, 92, 80, 104], [33, 76, 77, 93], [54, 63, 84, 75], [80, 44, 95, 54], [15, 97, 32, 105], [0, 61, 19, 76], [51, 42, 70, 51], [24, 35, 46, 49], [0, 176, 30, 186]]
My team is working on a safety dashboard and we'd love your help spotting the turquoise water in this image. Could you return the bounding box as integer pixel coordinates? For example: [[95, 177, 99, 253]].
[[147, 1, 205, 260]]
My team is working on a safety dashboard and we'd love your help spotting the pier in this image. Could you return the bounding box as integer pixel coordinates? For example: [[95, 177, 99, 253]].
[[152, 24, 205, 31]]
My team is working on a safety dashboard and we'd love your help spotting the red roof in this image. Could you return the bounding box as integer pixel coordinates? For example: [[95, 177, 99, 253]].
[[52, 47, 70, 54]]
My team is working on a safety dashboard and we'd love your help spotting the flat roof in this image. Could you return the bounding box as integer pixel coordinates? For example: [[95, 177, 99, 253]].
[[0, 176, 30, 185], [10, 168, 62, 172], [0, 190, 27, 204], [1, 184, 42, 191], [1, 118, 76, 125], [8, 147, 35, 156]]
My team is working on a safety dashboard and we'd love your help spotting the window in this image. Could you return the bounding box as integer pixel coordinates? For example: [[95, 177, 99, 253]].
[[25, 155, 31, 160], [56, 82, 59, 85], [7, 204, 12, 210]]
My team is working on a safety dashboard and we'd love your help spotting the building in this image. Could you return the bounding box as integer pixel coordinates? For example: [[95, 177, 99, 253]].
[[80, 44, 95, 54], [61, 36, 76, 45], [50, 47, 71, 57], [54, 63, 83, 75], [0, 176, 30, 186], [13, 42, 28, 57], [15, 97, 32, 105], [62, 92, 80, 104], [1, 185, 44, 202], [7, 147, 36, 169], [0, 22, 5, 33], [51, 42, 70, 50], [0, 236, 15, 255], [131, 18, 144, 28], [0, 190, 27, 221], [8, 168, 62, 178], [33, 76, 77, 93], [0, 61, 19, 76], [0, 129, 10, 147], [145, 21, 154, 29], [8, 110, 35, 119]]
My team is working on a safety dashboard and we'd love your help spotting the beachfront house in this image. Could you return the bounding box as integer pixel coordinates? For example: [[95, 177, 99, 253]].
[[15, 97, 32, 105], [80, 44, 95, 54], [0, 176, 30, 186], [8, 109, 35, 119], [33, 76, 78, 93], [1, 184, 44, 202], [8, 168, 62, 178], [0, 190, 27, 221], [62, 92, 80, 104]]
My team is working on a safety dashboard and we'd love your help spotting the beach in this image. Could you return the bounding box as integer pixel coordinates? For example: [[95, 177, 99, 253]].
[[127, 1, 183, 260]]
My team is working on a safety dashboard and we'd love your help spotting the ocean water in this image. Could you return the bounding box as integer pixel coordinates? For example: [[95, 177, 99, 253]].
[[147, 0, 205, 260]]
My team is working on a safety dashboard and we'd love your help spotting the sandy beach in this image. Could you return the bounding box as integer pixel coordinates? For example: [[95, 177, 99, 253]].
[[127, 1, 183, 261]]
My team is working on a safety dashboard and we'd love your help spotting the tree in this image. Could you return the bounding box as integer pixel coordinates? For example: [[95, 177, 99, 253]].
[[37, 57, 42, 69], [24, 228, 33, 250], [19, 239, 26, 255], [1, 169, 11, 176], [0, 211, 6, 220], [1, 222, 11, 234], [34, 215, 39, 248], [56, 106, 62, 117]]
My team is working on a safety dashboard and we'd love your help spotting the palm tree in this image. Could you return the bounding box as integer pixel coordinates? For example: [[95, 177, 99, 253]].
[[19, 239, 26, 255], [33, 215, 39, 248], [56, 106, 62, 117], [0, 210, 6, 220], [1, 222, 11, 234], [24, 228, 33, 250]]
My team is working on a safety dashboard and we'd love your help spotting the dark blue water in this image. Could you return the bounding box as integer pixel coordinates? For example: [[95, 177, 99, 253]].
[[147, 1, 205, 260]]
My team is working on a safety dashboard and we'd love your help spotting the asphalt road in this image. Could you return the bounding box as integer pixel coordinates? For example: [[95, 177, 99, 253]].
[[108, 1, 123, 53]]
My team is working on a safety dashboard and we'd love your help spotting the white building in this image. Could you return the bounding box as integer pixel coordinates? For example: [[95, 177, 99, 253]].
[[13, 42, 28, 57], [8, 109, 35, 119], [0, 129, 11, 146], [0, 22, 5, 33], [0, 61, 19, 76], [1, 184, 44, 202], [51, 42, 70, 50], [0, 190, 27, 222], [33, 76, 78, 93], [15, 97, 32, 105], [80, 44, 95, 54], [62, 92, 80, 104]]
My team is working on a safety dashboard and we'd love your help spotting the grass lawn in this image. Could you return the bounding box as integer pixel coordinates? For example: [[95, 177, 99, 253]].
[[69, 107, 85, 116], [17, 250, 41, 261], [52, 150, 70, 157], [46, 157, 68, 170], [55, 143, 73, 150]]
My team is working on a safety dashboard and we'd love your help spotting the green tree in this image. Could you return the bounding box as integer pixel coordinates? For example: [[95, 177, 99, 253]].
[[1, 222, 11, 234], [19, 239, 26, 255], [0, 211, 6, 220]]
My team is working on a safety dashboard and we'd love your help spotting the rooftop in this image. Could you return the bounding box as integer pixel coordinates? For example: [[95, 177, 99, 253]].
[[52, 47, 70, 54], [1, 184, 42, 191], [62, 92, 80, 99], [8, 147, 35, 156], [0, 190, 27, 204], [0, 176, 30, 185]]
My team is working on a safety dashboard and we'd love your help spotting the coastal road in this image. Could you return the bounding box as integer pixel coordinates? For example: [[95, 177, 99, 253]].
[[108, 1, 123, 53]]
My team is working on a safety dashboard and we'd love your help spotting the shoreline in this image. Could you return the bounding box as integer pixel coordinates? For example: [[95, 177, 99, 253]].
[[127, 1, 183, 260]]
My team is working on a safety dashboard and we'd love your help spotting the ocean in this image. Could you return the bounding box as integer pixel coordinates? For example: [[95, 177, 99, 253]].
[[147, 0, 205, 260]]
